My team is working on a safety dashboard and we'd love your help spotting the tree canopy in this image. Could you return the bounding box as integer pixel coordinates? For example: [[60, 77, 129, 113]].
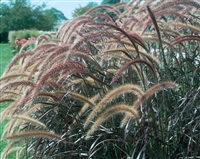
[[71, 0, 127, 18], [0, 0, 67, 33], [72, 2, 98, 18], [101, 0, 121, 5]]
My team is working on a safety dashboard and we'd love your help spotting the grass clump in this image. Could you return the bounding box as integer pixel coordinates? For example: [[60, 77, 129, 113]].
[[10, 30, 43, 54], [0, 0, 200, 158]]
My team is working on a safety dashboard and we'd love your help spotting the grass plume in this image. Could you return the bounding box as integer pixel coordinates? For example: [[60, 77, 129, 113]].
[[121, 81, 179, 127], [73, 94, 100, 124], [69, 92, 96, 106], [84, 84, 144, 128], [111, 59, 157, 84], [86, 104, 138, 139], [11, 115, 46, 128], [6, 131, 61, 141]]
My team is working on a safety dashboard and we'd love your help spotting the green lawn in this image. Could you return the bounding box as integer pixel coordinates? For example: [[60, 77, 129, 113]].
[[0, 43, 13, 76], [0, 43, 15, 158]]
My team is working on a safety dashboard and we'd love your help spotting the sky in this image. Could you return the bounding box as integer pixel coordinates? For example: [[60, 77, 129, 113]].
[[41, 0, 102, 19], [1, 0, 102, 19]]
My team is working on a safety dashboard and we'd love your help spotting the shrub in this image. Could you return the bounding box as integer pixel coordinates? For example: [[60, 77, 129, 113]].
[[0, 32, 9, 43], [10, 30, 43, 54], [0, 0, 200, 159]]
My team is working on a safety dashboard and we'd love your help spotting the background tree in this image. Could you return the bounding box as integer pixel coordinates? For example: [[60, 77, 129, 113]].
[[44, 8, 67, 24], [101, 0, 121, 5], [72, 2, 98, 18], [0, 0, 67, 42], [71, 0, 130, 19]]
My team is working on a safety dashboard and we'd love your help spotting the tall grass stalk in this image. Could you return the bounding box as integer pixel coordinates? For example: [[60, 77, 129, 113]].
[[0, 0, 200, 158]]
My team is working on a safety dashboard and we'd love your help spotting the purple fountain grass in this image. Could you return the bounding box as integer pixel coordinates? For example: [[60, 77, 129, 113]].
[[1, 0, 199, 158], [73, 93, 100, 125], [101, 45, 160, 66], [171, 35, 200, 45], [1, 141, 20, 159], [88, 22, 140, 53], [142, 36, 173, 48], [133, 81, 179, 110], [153, 0, 200, 13], [36, 46, 70, 80], [121, 31, 149, 52], [71, 31, 120, 53], [48, 53, 66, 66], [84, 84, 144, 128], [85, 104, 138, 139], [72, 51, 102, 70], [31, 61, 88, 103], [1, 90, 20, 96], [57, 68, 89, 83], [59, 17, 92, 43], [19, 39, 36, 54], [21, 103, 43, 116], [31, 43, 58, 59], [98, 50, 132, 61], [155, 8, 186, 22], [36, 33, 53, 46], [45, 79, 64, 90], [134, 0, 155, 14], [0, 73, 28, 82], [2, 147, 21, 159], [13, 44, 58, 76], [12, 94, 33, 115], [0, 95, 15, 103], [3, 50, 33, 75], [119, 0, 143, 19], [0, 98, 21, 120], [111, 59, 157, 84], [165, 22, 200, 34], [0, 80, 35, 93], [38, 92, 61, 101], [139, 8, 186, 34], [84, 4, 121, 16], [26, 59, 43, 80], [10, 115, 46, 128], [69, 92, 96, 107], [121, 17, 140, 30], [90, 13, 116, 23], [147, 6, 163, 49], [22, 45, 59, 72], [121, 81, 179, 127], [6, 131, 61, 141]]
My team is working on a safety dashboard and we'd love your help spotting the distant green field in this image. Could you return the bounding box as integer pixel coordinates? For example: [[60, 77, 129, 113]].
[[0, 43, 15, 158], [0, 43, 13, 76]]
